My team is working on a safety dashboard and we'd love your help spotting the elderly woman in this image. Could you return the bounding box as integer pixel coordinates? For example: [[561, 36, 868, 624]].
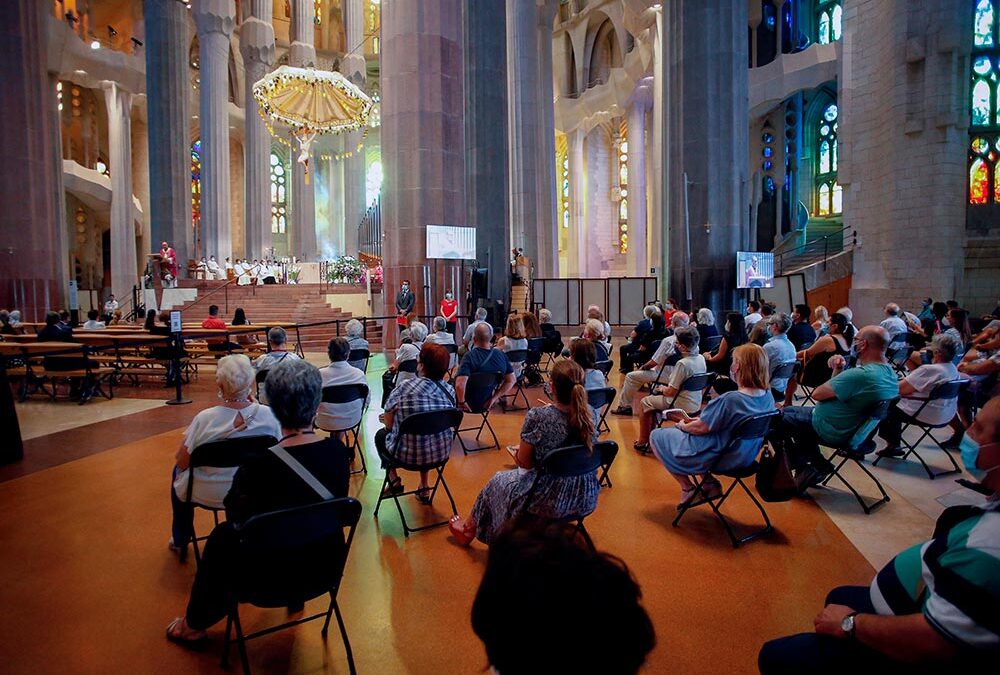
[[166, 359, 352, 645], [344, 318, 370, 370], [582, 318, 610, 361], [168, 355, 282, 556], [425, 316, 458, 369], [376, 343, 457, 503], [389, 320, 427, 382], [449, 360, 598, 546], [651, 343, 775, 507], [694, 308, 719, 346]]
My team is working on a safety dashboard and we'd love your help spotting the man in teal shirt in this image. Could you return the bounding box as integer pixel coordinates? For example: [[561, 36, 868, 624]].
[[771, 325, 899, 489]]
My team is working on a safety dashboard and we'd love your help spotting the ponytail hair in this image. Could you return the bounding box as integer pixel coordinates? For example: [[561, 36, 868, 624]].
[[550, 360, 595, 450]]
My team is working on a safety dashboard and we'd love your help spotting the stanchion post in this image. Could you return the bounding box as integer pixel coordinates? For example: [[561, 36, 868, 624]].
[[165, 313, 192, 405]]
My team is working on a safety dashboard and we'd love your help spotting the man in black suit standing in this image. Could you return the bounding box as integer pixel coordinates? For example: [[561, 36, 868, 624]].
[[395, 279, 415, 334]]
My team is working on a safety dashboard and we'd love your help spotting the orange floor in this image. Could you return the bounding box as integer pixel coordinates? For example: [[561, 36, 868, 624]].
[[0, 367, 877, 674]]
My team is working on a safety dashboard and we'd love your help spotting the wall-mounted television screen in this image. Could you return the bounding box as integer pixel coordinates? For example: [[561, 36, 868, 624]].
[[736, 251, 774, 289], [426, 224, 476, 260]]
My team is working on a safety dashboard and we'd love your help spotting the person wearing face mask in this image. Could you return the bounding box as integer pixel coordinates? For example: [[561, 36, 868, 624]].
[[440, 290, 458, 337], [395, 279, 415, 334], [759, 395, 1000, 674]]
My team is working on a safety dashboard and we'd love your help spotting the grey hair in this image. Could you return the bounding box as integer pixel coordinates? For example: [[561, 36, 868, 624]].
[[836, 306, 853, 322], [433, 316, 448, 332], [216, 354, 254, 400], [673, 324, 700, 350], [696, 308, 715, 326], [345, 318, 363, 338], [475, 307, 488, 321], [884, 302, 900, 316], [327, 336, 351, 362], [267, 326, 287, 345], [409, 320, 428, 342], [769, 312, 792, 334], [584, 318, 605, 341], [10, 310, 21, 322], [539, 308, 552, 323], [265, 359, 322, 429], [643, 305, 658, 319], [931, 332, 962, 362], [474, 321, 494, 344], [671, 311, 690, 328]]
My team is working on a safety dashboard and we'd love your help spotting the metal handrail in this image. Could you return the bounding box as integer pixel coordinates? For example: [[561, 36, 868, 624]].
[[774, 226, 855, 276]]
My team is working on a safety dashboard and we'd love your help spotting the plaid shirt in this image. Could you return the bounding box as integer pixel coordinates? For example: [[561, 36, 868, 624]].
[[385, 377, 456, 465]]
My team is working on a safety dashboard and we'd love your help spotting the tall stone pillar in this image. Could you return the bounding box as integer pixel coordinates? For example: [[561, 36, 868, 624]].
[[240, 0, 275, 260], [568, 129, 587, 277], [0, 0, 66, 320], [341, 0, 367, 256], [534, 0, 559, 278], [628, 81, 652, 277], [193, 0, 236, 261], [464, 0, 510, 305], [103, 83, 139, 300], [651, 6, 664, 290], [144, 0, 192, 269], [289, 0, 318, 260], [663, 0, 749, 311], [381, 0, 465, 344]]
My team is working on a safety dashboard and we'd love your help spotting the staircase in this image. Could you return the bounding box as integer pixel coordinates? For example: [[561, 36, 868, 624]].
[[510, 281, 530, 313], [175, 281, 383, 352]]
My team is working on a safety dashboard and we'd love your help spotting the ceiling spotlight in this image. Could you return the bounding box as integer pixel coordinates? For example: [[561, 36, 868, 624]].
[[107, 25, 118, 37], [131, 37, 144, 48], [90, 39, 101, 50]]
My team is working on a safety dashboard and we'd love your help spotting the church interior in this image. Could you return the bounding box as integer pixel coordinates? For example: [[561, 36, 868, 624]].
[[1, 0, 999, 673]]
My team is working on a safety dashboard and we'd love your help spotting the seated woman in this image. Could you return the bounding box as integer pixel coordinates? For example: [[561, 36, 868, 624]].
[[907, 307, 971, 371], [231, 307, 257, 347], [570, 339, 606, 391], [449, 360, 598, 546], [344, 318, 370, 370], [782, 312, 850, 405], [168, 354, 283, 555], [388, 320, 427, 382], [520, 311, 542, 339], [376, 343, 456, 503], [166, 359, 351, 644], [425, 316, 458, 369], [538, 308, 563, 354], [497, 314, 529, 379], [650, 343, 775, 507], [811, 305, 830, 336], [703, 312, 747, 394], [694, 308, 720, 346]]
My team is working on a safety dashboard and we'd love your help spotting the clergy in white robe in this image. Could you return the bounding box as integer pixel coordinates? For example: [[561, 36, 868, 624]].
[[207, 256, 222, 280]]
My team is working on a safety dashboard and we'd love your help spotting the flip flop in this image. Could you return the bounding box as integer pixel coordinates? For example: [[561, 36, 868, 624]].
[[166, 618, 208, 649], [415, 487, 433, 505], [448, 515, 474, 547], [633, 441, 650, 453], [381, 476, 404, 497]]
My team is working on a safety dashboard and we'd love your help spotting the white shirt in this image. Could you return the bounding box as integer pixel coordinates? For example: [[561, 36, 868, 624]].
[[897, 362, 962, 425], [426, 330, 457, 367], [463, 319, 487, 346], [316, 361, 369, 431], [252, 351, 301, 403], [745, 312, 762, 328], [395, 342, 422, 381], [103, 300, 118, 314], [82, 320, 106, 330], [880, 316, 908, 342], [651, 335, 678, 366], [172, 403, 282, 508]]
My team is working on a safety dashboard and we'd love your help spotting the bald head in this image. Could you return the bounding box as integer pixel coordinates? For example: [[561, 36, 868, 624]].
[[473, 321, 494, 346], [884, 303, 900, 317], [857, 325, 889, 362]]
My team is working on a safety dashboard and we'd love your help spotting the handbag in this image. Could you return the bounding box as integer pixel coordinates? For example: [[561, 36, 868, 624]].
[[755, 441, 797, 502]]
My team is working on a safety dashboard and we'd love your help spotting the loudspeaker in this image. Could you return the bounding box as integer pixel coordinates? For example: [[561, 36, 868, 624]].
[[481, 299, 506, 331]]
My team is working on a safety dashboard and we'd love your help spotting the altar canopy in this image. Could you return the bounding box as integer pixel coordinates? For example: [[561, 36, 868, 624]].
[[253, 66, 373, 136]]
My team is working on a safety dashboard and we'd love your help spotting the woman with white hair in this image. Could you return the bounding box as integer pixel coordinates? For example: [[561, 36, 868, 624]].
[[695, 308, 719, 346], [344, 318, 370, 370], [168, 355, 282, 556], [425, 316, 457, 368], [389, 320, 428, 382]]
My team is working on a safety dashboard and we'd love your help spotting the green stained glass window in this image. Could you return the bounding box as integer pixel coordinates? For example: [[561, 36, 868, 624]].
[[976, 0, 995, 46], [270, 150, 288, 234], [815, 2, 842, 45]]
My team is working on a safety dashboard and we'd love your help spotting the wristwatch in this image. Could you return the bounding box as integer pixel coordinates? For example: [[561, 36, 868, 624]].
[[841, 612, 859, 639]]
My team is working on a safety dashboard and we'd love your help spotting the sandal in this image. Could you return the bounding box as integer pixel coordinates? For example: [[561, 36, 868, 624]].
[[381, 476, 404, 497], [448, 515, 474, 547], [633, 441, 650, 454], [166, 618, 208, 648], [415, 486, 433, 505]]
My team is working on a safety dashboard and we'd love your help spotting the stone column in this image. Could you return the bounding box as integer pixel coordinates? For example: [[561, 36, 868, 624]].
[[193, 0, 236, 261], [341, 0, 367, 257], [568, 129, 587, 277], [143, 0, 191, 269], [534, 0, 559, 278], [464, 0, 510, 305], [289, 0, 318, 260], [381, 0, 465, 345], [628, 80, 652, 277], [651, 6, 664, 291], [240, 0, 275, 260], [663, 0, 749, 311], [103, 83, 139, 300]]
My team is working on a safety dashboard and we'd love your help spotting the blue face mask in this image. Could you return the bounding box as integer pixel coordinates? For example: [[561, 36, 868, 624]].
[[960, 435, 985, 480]]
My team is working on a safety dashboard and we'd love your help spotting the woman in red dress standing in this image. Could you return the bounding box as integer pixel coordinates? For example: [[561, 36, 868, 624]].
[[440, 290, 459, 339]]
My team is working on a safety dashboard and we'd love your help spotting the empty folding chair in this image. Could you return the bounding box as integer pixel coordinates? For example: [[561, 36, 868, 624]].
[[523, 444, 605, 549], [500, 349, 530, 411], [820, 398, 898, 514], [442, 343, 458, 378], [886, 342, 913, 379], [456, 372, 504, 453], [374, 408, 463, 536], [872, 380, 967, 479], [587, 386, 617, 435], [596, 439, 619, 488], [223, 497, 363, 674], [673, 410, 780, 547], [316, 383, 370, 475], [594, 359, 614, 381]]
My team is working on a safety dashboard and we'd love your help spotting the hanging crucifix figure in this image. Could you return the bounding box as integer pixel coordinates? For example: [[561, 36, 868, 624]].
[[294, 127, 318, 184]]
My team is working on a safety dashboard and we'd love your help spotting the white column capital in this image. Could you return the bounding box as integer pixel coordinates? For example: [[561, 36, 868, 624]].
[[239, 17, 275, 66], [193, 0, 236, 38]]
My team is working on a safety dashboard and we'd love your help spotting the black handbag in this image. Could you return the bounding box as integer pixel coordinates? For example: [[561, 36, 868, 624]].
[[755, 442, 797, 502]]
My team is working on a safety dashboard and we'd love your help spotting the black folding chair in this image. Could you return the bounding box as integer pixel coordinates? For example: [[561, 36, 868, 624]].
[[522, 337, 545, 385], [317, 383, 370, 475], [704, 334, 723, 353], [381, 359, 417, 408], [596, 439, 619, 488], [594, 359, 614, 381], [650, 372, 716, 435], [872, 380, 967, 479], [673, 410, 780, 547], [456, 372, 504, 453], [886, 342, 913, 379], [820, 398, 897, 514], [442, 342, 458, 378], [223, 497, 362, 674], [769, 361, 798, 402], [587, 386, 617, 435], [254, 369, 268, 399], [541, 333, 564, 371], [348, 348, 371, 373], [374, 408, 463, 536], [182, 434, 279, 563], [500, 349, 530, 411], [524, 444, 605, 549]]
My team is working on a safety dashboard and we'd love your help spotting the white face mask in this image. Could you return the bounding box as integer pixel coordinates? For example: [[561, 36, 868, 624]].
[[402, 285, 409, 292]]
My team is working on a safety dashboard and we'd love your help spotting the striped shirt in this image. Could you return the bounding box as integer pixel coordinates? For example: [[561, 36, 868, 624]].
[[870, 503, 1000, 652], [384, 377, 457, 465]]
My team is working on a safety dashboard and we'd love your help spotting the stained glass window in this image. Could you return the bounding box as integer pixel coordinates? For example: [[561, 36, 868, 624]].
[[616, 127, 628, 254], [816, 1, 842, 45], [970, 0, 1000, 205], [814, 101, 840, 216], [191, 140, 201, 229], [561, 156, 570, 229], [270, 150, 288, 234]]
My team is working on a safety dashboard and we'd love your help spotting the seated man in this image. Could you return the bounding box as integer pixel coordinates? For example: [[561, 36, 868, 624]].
[[454, 322, 516, 413], [315, 337, 369, 434], [619, 305, 658, 374], [763, 313, 797, 401], [632, 325, 706, 453], [877, 333, 963, 458], [787, 304, 818, 350], [769, 326, 899, 488], [758, 397, 1000, 674], [82, 309, 106, 331], [461, 307, 490, 355], [879, 302, 908, 345], [612, 312, 690, 416], [37, 311, 73, 342], [252, 327, 301, 403]]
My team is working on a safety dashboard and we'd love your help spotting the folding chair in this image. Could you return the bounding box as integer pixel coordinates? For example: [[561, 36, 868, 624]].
[[456, 372, 504, 453], [769, 361, 798, 403], [596, 439, 619, 488], [704, 334, 723, 353], [653, 372, 715, 429], [182, 434, 280, 563], [594, 359, 614, 381], [523, 337, 545, 383], [374, 408, 463, 536], [819, 398, 897, 514], [381, 359, 417, 408], [442, 342, 458, 378], [223, 497, 363, 674], [500, 349, 530, 410], [523, 444, 605, 549], [317, 383, 370, 475], [254, 369, 268, 400], [587, 386, 617, 435], [886, 342, 913, 379], [348, 348, 370, 374], [673, 410, 780, 547], [872, 380, 967, 479], [541, 333, 564, 371]]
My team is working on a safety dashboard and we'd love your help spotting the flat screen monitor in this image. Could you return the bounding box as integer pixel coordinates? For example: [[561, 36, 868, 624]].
[[426, 224, 476, 260], [736, 251, 774, 289]]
